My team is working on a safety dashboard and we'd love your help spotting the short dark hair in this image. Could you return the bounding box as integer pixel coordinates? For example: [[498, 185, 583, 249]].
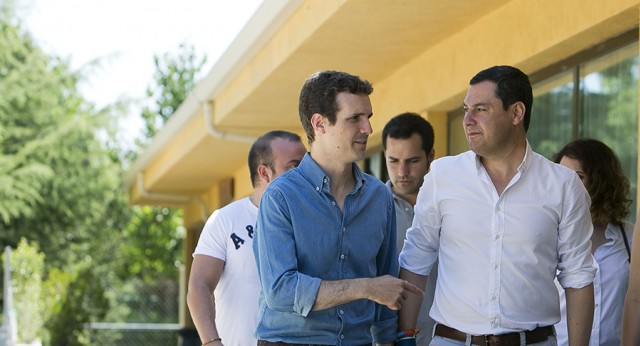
[[553, 138, 631, 226], [382, 112, 434, 154], [248, 130, 302, 188], [298, 70, 373, 143], [470, 65, 533, 132]]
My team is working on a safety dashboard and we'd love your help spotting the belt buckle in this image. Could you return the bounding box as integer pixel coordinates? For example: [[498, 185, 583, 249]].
[[483, 335, 490, 346]]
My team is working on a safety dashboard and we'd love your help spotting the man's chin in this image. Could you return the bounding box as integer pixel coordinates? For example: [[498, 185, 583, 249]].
[[352, 150, 367, 161], [393, 185, 418, 196]]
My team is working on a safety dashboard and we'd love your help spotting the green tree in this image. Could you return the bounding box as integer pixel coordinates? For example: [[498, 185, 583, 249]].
[[119, 206, 185, 282], [0, 9, 56, 223], [4, 238, 45, 343], [139, 42, 207, 142], [112, 42, 206, 324], [45, 267, 109, 346], [0, 4, 130, 269], [1, 3, 208, 342], [0, 4, 129, 345]]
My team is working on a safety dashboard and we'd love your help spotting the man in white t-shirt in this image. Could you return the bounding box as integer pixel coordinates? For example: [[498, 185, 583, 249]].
[[187, 130, 306, 346]]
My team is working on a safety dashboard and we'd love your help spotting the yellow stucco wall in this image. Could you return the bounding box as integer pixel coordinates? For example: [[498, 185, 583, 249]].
[[372, 0, 639, 120], [233, 163, 253, 200], [178, 0, 640, 227]]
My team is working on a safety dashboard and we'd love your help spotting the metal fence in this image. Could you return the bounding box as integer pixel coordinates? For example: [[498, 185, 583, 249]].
[[2, 246, 17, 346], [2, 244, 190, 346], [86, 277, 185, 346], [87, 323, 180, 346]]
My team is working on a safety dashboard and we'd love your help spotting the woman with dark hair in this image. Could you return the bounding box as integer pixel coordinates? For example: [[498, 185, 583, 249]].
[[553, 138, 633, 346]]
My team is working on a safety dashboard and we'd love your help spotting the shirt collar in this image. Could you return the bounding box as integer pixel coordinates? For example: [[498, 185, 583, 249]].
[[385, 180, 413, 209], [473, 140, 533, 174], [297, 153, 366, 192], [385, 180, 398, 200], [604, 222, 623, 241]]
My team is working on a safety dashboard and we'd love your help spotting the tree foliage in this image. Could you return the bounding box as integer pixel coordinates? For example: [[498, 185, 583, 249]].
[[0, 3, 127, 344], [0, 12, 55, 223], [111, 42, 206, 324], [1, 2, 208, 343], [118, 206, 185, 282], [44, 267, 109, 346], [4, 238, 45, 343], [0, 4, 130, 269], [139, 42, 206, 142], [121, 41, 205, 283]]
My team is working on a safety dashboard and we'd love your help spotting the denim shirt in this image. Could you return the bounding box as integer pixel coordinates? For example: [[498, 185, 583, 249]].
[[253, 153, 398, 345]]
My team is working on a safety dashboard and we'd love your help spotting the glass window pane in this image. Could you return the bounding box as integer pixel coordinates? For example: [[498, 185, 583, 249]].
[[529, 71, 575, 159], [580, 42, 638, 221]]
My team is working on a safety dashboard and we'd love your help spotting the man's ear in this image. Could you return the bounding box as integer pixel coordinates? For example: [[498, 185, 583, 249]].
[[512, 102, 526, 126], [428, 148, 435, 163], [426, 148, 435, 171], [310, 113, 326, 135], [257, 164, 272, 184]]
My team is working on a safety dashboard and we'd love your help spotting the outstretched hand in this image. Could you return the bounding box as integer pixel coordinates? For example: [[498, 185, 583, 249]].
[[367, 275, 424, 310]]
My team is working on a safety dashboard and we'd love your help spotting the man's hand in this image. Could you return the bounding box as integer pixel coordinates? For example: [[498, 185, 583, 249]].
[[366, 275, 424, 310]]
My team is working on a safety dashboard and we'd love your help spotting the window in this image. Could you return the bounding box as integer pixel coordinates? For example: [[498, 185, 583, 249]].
[[528, 70, 574, 159], [529, 40, 638, 220]]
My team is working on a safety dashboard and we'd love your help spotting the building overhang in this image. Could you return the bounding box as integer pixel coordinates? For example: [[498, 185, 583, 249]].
[[125, 0, 639, 208]]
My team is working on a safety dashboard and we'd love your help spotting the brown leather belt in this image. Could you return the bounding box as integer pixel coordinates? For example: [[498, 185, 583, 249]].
[[434, 324, 554, 346]]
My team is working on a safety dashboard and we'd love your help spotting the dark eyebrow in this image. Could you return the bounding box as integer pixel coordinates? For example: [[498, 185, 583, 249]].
[[387, 155, 422, 161], [463, 102, 490, 108]]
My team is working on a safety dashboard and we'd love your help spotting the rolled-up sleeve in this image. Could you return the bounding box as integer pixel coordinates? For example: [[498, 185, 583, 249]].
[[253, 188, 321, 316], [556, 174, 597, 288]]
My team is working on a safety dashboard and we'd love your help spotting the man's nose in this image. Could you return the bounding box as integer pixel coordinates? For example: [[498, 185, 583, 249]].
[[361, 118, 373, 135], [399, 162, 409, 175], [463, 109, 475, 126]]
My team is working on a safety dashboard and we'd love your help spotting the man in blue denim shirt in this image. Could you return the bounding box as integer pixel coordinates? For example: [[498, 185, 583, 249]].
[[253, 70, 423, 346]]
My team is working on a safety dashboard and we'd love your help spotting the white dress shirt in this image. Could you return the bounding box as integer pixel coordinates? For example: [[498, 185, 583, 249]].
[[399, 143, 596, 335], [555, 221, 633, 345], [386, 180, 438, 344]]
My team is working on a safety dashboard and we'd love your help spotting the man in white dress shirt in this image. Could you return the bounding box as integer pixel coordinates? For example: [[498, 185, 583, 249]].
[[398, 65, 596, 346]]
